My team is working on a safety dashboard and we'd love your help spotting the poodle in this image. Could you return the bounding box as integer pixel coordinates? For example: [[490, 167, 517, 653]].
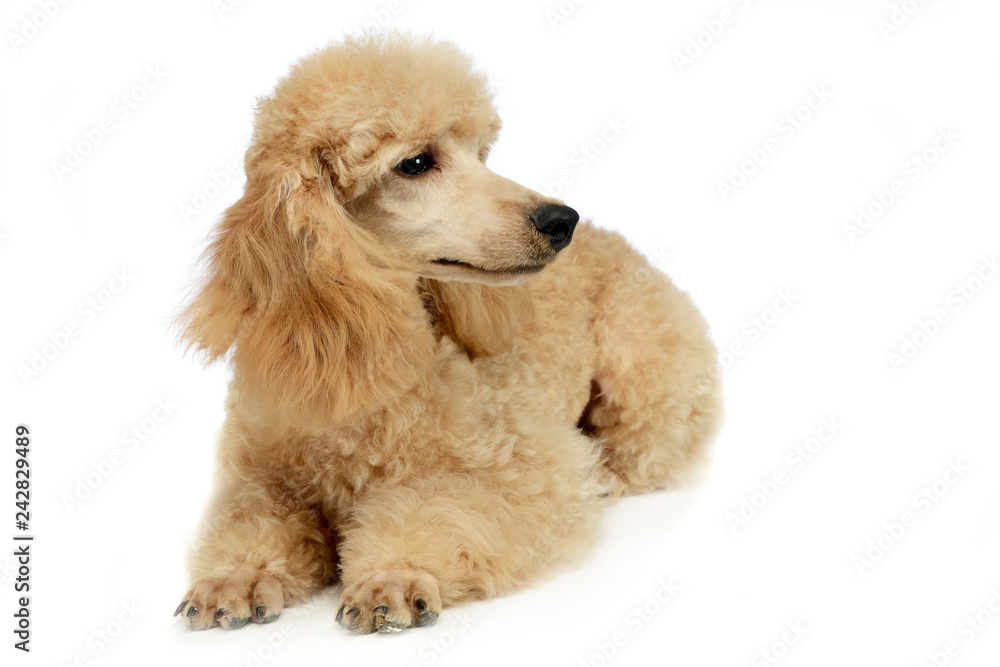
[[174, 33, 721, 634]]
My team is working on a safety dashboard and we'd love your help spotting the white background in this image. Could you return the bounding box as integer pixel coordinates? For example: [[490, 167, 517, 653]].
[[2, 0, 999, 665]]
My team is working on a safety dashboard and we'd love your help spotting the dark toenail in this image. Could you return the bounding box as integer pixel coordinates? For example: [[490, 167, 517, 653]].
[[346, 607, 360, 620], [174, 600, 189, 617], [415, 598, 427, 612], [335, 605, 345, 622], [216, 609, 226, 621], [375, 605, 389, 614], [415, 609, 439, 627], [257, 605, 267, 622], [186, 605, 199, 618], [227, 616, 249, 630]]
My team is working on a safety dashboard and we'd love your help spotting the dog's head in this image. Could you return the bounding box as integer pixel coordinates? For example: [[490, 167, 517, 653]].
[[264, 33, 576, 285], [179, 35, 572, 424]]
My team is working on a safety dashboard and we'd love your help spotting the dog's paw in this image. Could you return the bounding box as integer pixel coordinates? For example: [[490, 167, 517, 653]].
[[174, 568, 285, 631], [336, 568, 441, 634]]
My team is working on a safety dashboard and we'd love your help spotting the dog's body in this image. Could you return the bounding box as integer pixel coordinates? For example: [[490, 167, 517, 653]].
[[175, 35, 720, 634]]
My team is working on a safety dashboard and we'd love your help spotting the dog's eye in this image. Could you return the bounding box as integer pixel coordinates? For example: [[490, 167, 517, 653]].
[[396, 152, 434, 176]]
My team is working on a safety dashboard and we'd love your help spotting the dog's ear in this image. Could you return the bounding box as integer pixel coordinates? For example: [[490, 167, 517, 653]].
[[178, 152, 434, 424], [421, 279, 532, 358]]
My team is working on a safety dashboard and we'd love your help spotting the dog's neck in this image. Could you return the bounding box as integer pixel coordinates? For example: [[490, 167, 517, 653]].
[[417, 278, 533, 359]]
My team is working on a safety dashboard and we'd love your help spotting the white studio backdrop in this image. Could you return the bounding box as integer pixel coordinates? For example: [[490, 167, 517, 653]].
[[2, 0, 999, 665]]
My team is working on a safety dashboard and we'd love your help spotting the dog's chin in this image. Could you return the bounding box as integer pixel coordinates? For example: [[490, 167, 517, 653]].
[[423, 258, 549, 286]]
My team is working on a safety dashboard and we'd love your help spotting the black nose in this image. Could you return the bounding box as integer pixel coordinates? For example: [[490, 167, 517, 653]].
[[529, 204, 578, 252]]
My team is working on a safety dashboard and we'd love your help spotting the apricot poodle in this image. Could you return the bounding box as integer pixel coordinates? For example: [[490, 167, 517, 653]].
[[174, 33, 721, 634]]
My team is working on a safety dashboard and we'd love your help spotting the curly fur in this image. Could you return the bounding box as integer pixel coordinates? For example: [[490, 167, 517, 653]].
[[174, 33, 722, 635]]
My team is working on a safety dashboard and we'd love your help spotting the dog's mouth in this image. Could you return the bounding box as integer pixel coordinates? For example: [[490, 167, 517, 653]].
[[431, 258, 547, 276]]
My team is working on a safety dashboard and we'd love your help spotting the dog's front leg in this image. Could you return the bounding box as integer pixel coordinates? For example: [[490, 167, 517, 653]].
[[174, 479, 332, 630], [335, 472, 601, 634]]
